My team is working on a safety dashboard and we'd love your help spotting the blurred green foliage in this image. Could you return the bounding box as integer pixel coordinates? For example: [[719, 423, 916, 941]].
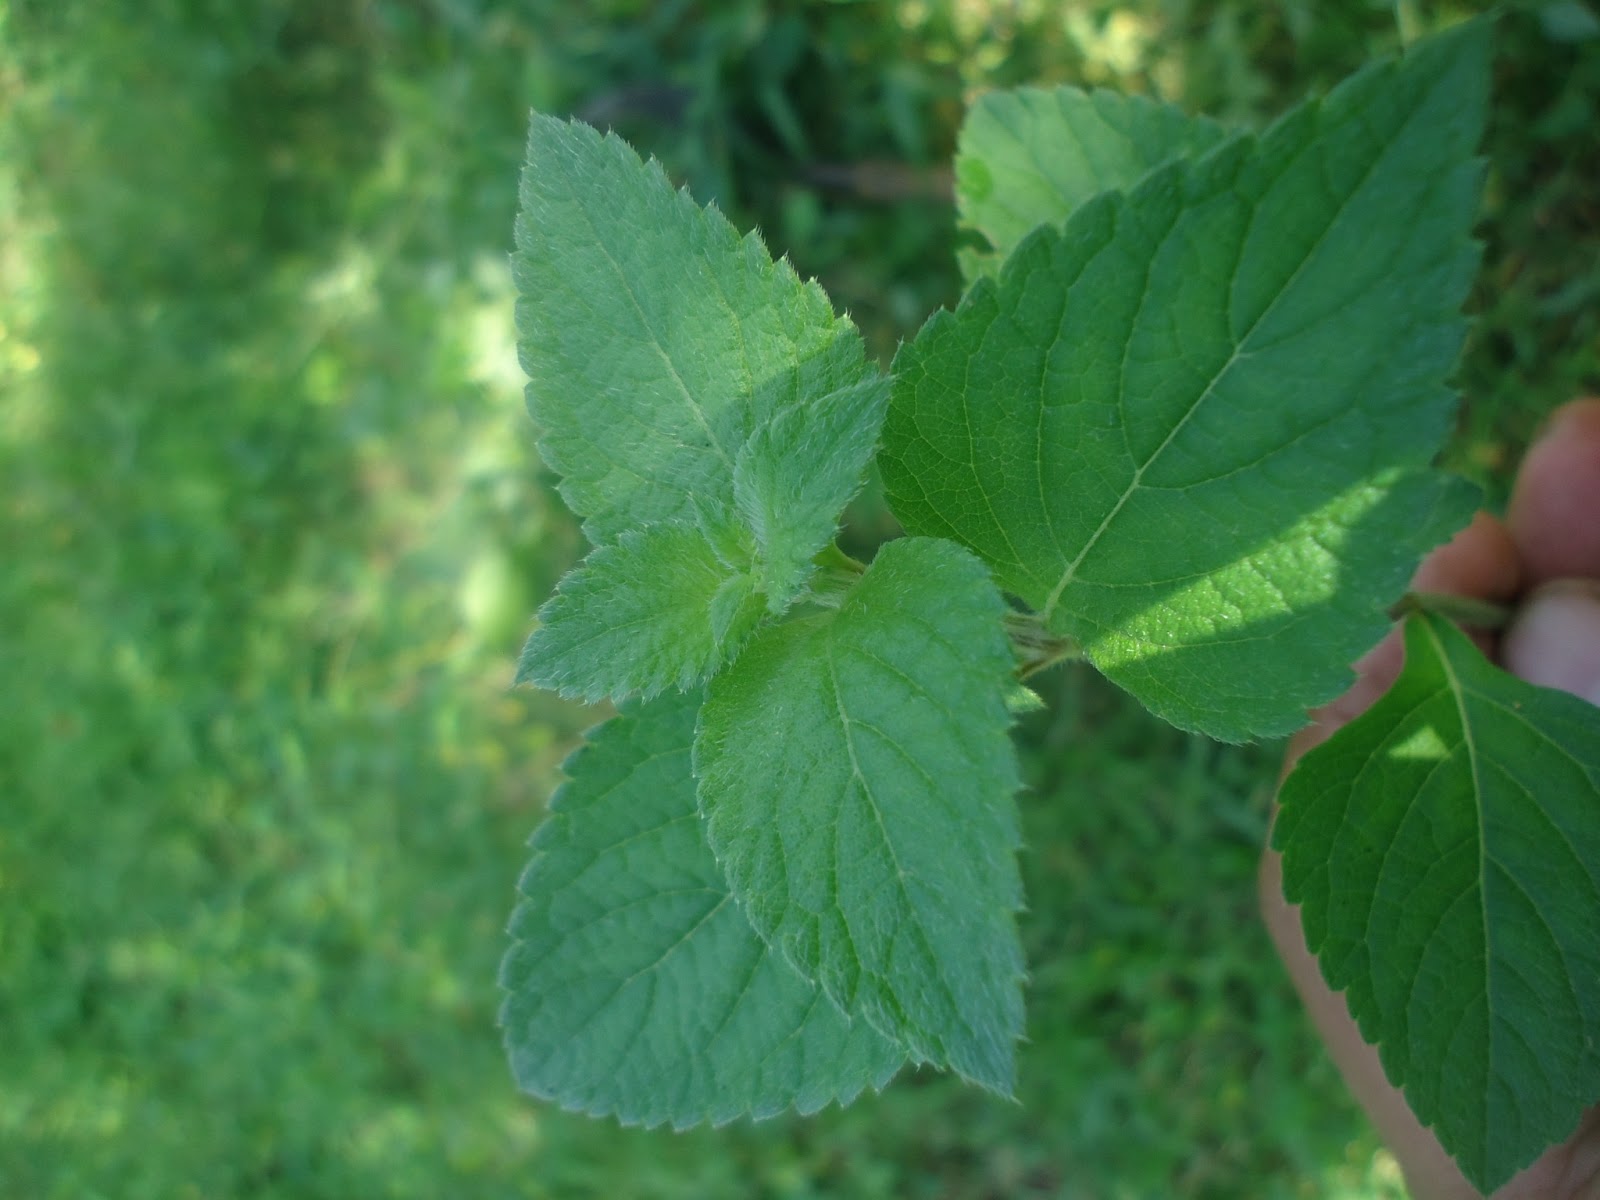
[[1, 1, 1593, 1196]]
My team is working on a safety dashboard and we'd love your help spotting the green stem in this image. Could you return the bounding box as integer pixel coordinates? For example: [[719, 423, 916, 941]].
[[813, 543, 866, 576], [1005, 610, 1083, 677], [1388, 590, 1514, 630], [805, 544, 867, 608], [809, 543, 1084, 672]]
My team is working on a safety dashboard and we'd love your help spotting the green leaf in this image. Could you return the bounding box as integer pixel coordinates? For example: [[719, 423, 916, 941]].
[[516, 519, 765, 702], [500, 690, 906, 1128], [957, 86, 1230, 281], [513, 117, 889, 697], [515, 115, 878, 547], [734, 376, 890, 611], [695, 537, 1024, 1091], [1276, 612, 1600, 1192], [882, 22, 1491, 740]]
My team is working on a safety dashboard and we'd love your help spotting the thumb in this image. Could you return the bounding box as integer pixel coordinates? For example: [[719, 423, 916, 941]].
[[1502, 579, 1600, 707]]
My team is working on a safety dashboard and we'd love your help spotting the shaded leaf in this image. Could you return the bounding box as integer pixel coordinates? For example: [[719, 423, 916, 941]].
[[1276, 611, 1600, 1191], [500, 690, 906, 1128], [515, 116, 879, 547]]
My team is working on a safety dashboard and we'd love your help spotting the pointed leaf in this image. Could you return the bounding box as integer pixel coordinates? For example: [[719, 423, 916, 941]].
[[734, 376, 890, 610], [516, 520, 764, 702], [515, 116, 878, 546], [1276, 612, 1600, 1192], [881, 23, 1491, 740], [500, 690, 906, 1129], [695, 537, 1024, 1091], [957, 86, 1230, 280]]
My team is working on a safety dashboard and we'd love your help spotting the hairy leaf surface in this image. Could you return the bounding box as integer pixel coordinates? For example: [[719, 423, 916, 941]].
[[734, 376, 889, 611], [513, 117, 890, 698], [1276, 612, 1600, 1192], [515, 116, 880, 546], [516, 520, 764, 702], [957, 86, 1230, 280], [500, 690, 906, 1128], [882, 23, 1490, 739], [695, 537, 1023, 1091]]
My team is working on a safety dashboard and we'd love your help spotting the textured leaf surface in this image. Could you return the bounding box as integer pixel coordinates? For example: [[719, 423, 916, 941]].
[[514, 116, 879, 547], [515, 520, 764, 702], [1276, 612, 1600, 1191], [514, 117, 887, 695], [734, 376, 889, 611], [695, 537, 1023, 1091], [500, 690, 906, 1128], [882, 23, 1490, 740], [957, 86, 1229, 280]]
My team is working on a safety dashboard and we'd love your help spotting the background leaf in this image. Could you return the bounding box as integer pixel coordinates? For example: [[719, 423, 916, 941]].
[[1275, 611, 1600, 1192], [881, 22, 1491, 740], [695, 537, 1023, 1092], [515, 519, 764, 702], [500, 689, 906, 1129], [956, 86, 1230, 281], [515, 115, 879, 547]]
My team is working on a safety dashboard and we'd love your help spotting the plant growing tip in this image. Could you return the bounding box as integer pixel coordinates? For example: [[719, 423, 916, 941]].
[[501, 17, 1599, 1192]]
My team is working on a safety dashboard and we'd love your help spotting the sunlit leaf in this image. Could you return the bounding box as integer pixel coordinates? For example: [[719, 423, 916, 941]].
[[882, 22, 1491, 739]]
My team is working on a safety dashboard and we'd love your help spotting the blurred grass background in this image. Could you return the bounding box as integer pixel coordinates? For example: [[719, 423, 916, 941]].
[[1, 1, 1595, 1197]]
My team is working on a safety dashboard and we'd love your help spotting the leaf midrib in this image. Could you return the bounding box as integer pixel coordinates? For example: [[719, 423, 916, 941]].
[[568, 170, 739, 472], [1039, 87, 1413, 624]]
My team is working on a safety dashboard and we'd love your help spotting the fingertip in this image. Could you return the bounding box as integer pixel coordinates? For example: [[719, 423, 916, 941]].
[[1411, 509, 1521, 600], [1508, 398, 1600, 584], [1502, 579, 1600, 707]]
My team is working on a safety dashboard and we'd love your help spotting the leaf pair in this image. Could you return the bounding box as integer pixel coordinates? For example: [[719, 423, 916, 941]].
[[950, 28, 1600, 1188], [512, 116, 889, 703], [502, 536, 1025, 1123], [500, 689, 905, 1127], [504, 119, 1028, 1117]]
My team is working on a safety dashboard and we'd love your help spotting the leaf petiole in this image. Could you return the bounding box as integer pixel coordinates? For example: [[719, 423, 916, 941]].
[[1005, 610, 1082, 677], [1388, 590, 1514, 630], [804, 543, 868, 608]]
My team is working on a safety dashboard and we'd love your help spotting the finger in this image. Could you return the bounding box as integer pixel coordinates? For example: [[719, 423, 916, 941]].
[[1502, 579, 1600, 706], [1411, 508, 1523, 599], [1507, 398, 1600, 584], [1258, 849, 1482, 1198]]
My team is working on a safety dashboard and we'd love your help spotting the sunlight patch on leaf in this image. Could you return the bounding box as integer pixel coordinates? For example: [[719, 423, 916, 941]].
[[883, 22, 1491, 739]]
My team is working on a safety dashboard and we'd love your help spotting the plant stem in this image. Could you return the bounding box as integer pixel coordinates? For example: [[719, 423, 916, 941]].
[[1388, 590, 1514, 629], [1005, 610, 1083, 677], [805, 544, 868, 608]]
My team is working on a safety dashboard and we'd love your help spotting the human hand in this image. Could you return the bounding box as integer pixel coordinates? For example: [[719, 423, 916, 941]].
[[1261, 399, 1600, 1198]]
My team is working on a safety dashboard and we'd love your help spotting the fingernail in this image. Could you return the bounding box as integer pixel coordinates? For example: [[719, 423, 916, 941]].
[[1502, 579, 1600, 707]]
